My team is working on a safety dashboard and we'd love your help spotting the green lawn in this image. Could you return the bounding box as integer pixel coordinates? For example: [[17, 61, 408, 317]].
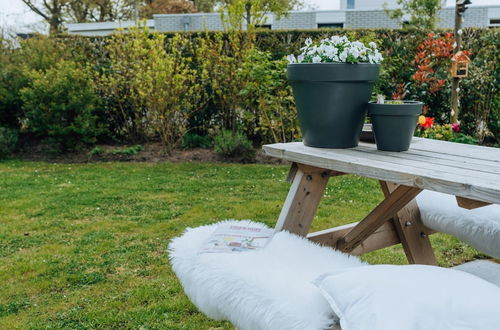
[[0, 161, 488, 329]]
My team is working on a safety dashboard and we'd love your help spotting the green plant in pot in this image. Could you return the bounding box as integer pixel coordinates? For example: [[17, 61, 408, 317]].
[[367, 96, 423, 152], [287, 36, 383, 148]]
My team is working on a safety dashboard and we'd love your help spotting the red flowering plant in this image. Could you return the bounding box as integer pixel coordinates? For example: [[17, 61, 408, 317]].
[[410, 33, 455, 117], [381, 33, 470, 123]]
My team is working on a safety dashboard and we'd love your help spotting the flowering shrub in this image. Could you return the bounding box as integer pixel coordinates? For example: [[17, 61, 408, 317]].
[[387, 33, 469, 123], [286, 36, 383, 64], [412, 32, 455, 94], [415, 115, 477, 145], [418, 115, 434, 129]]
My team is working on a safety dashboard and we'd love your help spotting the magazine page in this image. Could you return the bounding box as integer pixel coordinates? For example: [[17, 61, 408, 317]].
[[199, 224, 274, 254]]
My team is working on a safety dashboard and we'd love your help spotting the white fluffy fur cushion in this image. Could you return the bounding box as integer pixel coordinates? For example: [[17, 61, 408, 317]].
[[168, 220, 365, 330], [416, 191, 500, 258], [453, 260, 500, 287]]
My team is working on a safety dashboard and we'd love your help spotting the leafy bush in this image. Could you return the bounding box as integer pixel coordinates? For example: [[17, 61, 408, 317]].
[[459, 29, 499, 143], [214, 130, 255, 162], [238, 48, 298, 144], [89, 146, 104, 156], [100, 27, 204, 153], [98, 27, 153, 142], [181, 133, 212, 149], [21, 61, 102, 151], [0, 35, 69, 129], [138, 32, 203, 154], [0, 127, 19, 159], [111, 145, 143, 156]]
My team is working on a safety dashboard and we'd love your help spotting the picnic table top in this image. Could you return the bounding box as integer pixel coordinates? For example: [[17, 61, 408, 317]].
[[263, 137, 500, 205]]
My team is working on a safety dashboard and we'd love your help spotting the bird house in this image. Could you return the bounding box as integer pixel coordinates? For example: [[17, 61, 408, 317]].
[[451, 51, 470, 78]]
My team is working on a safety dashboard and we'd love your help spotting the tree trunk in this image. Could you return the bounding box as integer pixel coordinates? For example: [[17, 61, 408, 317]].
[[245, 2, 252, 28]]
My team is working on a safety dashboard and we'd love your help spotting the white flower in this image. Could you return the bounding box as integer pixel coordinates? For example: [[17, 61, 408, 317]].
[[350, 47, 360, 58], [288, 35, 383, 64], [331, 36, 341, 44], [352, 41, 364, 49], [286, 54, 297, 63], [339, 50, 348, 62], [307, 45, 318, 55]]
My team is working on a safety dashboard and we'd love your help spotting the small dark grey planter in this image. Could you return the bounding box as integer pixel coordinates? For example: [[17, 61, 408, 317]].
[[288, 63, 380, 148], [367, 101, 423, 152]]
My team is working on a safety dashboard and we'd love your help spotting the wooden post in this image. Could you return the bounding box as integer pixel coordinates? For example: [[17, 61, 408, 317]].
[[451, 0, 464, 123], [274, 164, 332, 236]]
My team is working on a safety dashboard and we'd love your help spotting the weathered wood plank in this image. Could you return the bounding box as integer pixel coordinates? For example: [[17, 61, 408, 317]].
[[357, 146, 500, 175], [308, 221, 402, 255], [456, 196, 492, 210], [336, 185, 423, 253], [274, 164, 331, 236], [263, 143, 498, 185], [380, 181, 437, 265], [262, 142, 500, 204], [405, 137, 500, 162], [355, 147, 500, 178]]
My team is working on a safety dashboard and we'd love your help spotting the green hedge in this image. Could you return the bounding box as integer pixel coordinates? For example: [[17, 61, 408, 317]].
[[0, 27, 498, 154]]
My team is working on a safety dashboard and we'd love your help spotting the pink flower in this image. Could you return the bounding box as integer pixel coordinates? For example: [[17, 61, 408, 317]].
[[452, 123, 460, 133]]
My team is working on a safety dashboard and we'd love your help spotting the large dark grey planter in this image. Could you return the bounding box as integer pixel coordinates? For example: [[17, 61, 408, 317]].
[[367, 101, 423, 152], [287, 63, 380, 148]]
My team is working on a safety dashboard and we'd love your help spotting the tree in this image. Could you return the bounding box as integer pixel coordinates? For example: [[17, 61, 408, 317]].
[[21, 0, 67, 34], [21, 0, 146, 32], [141, 0, 197, 18], [221, 0, 302, 30], [384, 0, 443, 30], [65, 0, 137, 23], [191, 0, 217, 12]]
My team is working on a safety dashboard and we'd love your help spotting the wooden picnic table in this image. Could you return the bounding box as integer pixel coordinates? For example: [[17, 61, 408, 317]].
[[263, 137, 500, 265]]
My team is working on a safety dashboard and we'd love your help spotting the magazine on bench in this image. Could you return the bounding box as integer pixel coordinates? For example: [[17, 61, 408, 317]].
[[199, 224, 274, 253]]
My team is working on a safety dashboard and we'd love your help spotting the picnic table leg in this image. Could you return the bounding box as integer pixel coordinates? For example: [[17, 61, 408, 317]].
[[380, 181, 437, 265], [274, 163, 333, 236]]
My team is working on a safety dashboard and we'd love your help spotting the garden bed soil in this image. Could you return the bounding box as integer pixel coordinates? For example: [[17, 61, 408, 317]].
[[14, 142, 290, 165]]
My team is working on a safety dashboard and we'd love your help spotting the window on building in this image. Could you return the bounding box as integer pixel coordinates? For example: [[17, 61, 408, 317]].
[[490, 19, 500, 26], [255, 24, 272, 30], [317, 23, 344, 29], [347, 0, 355, 9]]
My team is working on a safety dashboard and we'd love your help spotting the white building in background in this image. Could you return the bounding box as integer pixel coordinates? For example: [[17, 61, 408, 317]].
[[339, 0, 449, 10], [66, 4, 500, 36], [66, 20, 155, 36]]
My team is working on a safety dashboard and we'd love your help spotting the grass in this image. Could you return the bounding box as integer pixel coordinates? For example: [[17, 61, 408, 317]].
[[0, 160, 490, 329]]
